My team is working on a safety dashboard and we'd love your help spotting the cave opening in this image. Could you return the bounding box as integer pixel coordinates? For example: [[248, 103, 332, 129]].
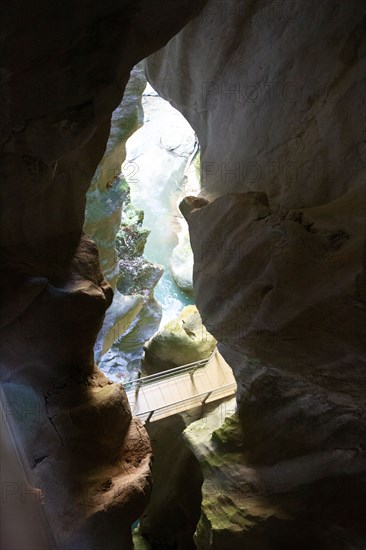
[[84, 63, 205, 387], [121, 80, 198, 327], [82, 64, 236, 550], [1, 1, 365, 548]]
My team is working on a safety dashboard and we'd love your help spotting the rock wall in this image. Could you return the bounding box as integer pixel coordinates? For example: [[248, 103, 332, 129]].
[[100, 186, 163, 381], [1, 0, 365, 547], [0, 1, 206, 547], [139, 415, 203, 549], [147, 1, 365, 208], [146, 1, 366, 547], [84, 63, 146, 288]]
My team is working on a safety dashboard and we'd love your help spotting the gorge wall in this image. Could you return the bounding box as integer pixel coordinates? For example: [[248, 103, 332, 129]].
[[0, 0, 365, 548], [0, 2, 204, 548], [146, 1, 366, 547]]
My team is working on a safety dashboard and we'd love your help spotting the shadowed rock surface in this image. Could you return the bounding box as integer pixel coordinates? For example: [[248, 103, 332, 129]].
[[0, 1, 205, 547], [146, 0, 366, 547], [1, 0, 365, 547]]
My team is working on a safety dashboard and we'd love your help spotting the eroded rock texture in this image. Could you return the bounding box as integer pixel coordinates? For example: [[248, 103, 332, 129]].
[[84, 64, 146, 288], [146, 0, 366, 547], [0, 1, 205, 547]]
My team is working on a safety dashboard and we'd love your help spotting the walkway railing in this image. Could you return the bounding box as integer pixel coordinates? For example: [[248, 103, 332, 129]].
[[125, 349, 236, 423], [124, 353, 214, 391]]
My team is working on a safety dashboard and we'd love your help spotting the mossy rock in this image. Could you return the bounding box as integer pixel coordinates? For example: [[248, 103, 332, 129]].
[[117, 258, 163, 296], [84, 64, 146, 286], [212, 413, 243, 452], [142, 305, 216, 374]]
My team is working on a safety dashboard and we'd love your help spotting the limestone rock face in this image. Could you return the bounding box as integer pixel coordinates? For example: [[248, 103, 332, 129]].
[[84, 64, 146, 287], [170, 230, 194, 293], [142, 305, 216, 374], [146, 0, 366, 546], [186, 401, 366, 549], [182, 190, 365, 383], [0, 233, 153, 549], [99, 186, 163, 381], [147, 1, 365, 209], [0, 1, 205, 547]]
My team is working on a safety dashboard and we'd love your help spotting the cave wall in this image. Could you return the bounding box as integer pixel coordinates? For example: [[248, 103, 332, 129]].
[[139, 415, 203, 549], [145, 0, 366, 547], [147, 1, 365, 208], [1, 0, 365, 547], [0, 1, 206, 548]]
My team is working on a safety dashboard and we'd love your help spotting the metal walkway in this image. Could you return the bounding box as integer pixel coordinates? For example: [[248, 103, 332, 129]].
[[125, 349, 236, 423]]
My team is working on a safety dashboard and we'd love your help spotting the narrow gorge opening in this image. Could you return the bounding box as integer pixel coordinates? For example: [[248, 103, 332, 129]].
[[84, 64, 204, 386], [83, 64, 236, 549], [83, 64, 208, 549], [82, 63, 206, 549], [122, 81, 198, 326]]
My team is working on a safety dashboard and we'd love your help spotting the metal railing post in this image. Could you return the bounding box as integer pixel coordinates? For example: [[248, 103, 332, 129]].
[[201, 390, 212, 418], [124, 349, 217, 392], [145, 410, 154, 424], [202, 391, 212, 405]]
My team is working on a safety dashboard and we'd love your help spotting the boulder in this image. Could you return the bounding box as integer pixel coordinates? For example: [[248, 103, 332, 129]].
[[142, 305, 216, 374]]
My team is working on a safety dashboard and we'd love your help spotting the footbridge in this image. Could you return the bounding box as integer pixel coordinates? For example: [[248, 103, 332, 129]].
[[125, 349, 236, 423]]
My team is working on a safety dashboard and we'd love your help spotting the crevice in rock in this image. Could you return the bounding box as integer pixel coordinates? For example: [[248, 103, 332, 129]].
[[137, 414, 204, 550], [43, 393, 64, 448], [32, 454, 49, 469]]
